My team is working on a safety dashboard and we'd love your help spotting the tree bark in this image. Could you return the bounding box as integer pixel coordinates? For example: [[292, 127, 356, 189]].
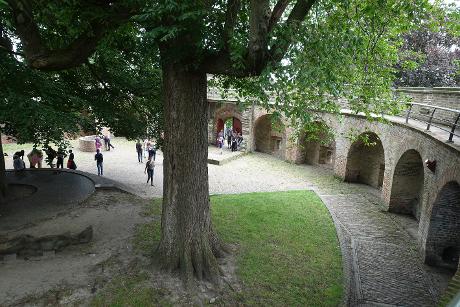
[[156, 63, 224, 283], [0, 134, 6, 204]]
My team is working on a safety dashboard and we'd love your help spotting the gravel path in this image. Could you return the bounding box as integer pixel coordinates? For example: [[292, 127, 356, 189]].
[[4, 139, 314, 198]]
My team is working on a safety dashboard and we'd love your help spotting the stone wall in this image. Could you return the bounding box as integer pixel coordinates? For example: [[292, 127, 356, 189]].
[[321, 113, 460, 266], [396, 87, 460, 128], [207, 89, 460, 273], [207, 101, 251, 150], [424, 181, 460, 270], [388, 150, 424, 220], [344, 132, 385, 188]]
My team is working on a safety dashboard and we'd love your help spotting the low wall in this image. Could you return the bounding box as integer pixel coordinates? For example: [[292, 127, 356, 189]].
[[79, 136, 96, 152], [396, 87, 460, 127]]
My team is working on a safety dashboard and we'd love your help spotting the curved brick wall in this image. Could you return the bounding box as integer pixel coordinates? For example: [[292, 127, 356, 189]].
[[208, 93, 460, 279]]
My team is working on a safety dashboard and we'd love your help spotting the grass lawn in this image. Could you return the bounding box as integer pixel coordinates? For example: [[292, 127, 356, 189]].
[[97, 190, 343, 306]]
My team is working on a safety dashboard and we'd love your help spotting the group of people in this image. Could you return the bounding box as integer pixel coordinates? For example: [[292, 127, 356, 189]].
[[12, 147, 76, 171], [10, 135, 156, 187], [136, 139, 156, 186], [135, 139, 156, 163], [95, 133, 114, 152], [217, 127, 243, 154]]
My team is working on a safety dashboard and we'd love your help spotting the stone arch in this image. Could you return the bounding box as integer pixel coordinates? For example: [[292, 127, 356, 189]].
[[345, 132, 385, 188], [212, 103, 243, 143], [298, 123, 336, 168], [389, 149, 425, 220], [424, 181, 460, 272], [253, 114, 286, 159]]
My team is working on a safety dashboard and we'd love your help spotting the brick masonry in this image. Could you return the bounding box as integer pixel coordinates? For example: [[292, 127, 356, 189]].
[[396, 87, 460, 127], [208, 98, 460, 281]]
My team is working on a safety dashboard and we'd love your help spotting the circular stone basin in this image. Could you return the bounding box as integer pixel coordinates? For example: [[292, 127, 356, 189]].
[[5, 183, 37, 202], [79, 135, 97, 152], [2, 170, 96, 231]]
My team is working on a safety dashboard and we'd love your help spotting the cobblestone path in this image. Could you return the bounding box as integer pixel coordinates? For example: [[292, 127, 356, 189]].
[[311, 181, 450, 306]]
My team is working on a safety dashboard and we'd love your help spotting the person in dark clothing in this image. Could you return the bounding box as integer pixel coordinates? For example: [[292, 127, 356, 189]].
[[14, 150, 24, 160], [67, 150, 77, 170], [104, 134, 115, 151], [231, 132, 238, 152], [226, 128, 232, 148], [148, 145, 156, 161], [144, 157, 155, 186], [95, 149, 104, 176], [136, 140, 143, 163], [56, 150, 65, 169], [43, 146, 57, 167]]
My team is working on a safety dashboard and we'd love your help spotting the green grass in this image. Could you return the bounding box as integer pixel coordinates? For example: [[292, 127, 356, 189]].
[[105, 191, 343, 306], [212, 190, 342, 306]]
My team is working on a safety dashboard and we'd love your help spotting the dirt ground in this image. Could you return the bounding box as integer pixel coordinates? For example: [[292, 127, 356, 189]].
[[0, 188, 241, 306], [0, 190, 150, 306]]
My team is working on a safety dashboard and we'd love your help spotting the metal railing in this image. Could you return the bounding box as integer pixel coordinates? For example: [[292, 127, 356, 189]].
[[405, 102, 460, 143]]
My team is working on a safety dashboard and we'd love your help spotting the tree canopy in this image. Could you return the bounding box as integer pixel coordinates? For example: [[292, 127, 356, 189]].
[[1, 14, 163, 148], [1, 0, 456, 282]]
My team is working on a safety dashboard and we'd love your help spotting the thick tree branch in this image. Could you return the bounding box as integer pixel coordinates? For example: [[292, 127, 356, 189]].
[[201, 0, 316, 77], [247, 0, 271, 74], [268, 0, 290, 33], [6, 0, 135, 71], [268, 0, 316, 64], [222, 0, 241, 49]]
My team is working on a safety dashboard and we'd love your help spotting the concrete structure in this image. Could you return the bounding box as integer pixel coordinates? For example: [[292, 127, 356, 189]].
[[207, 87, 460, 285]]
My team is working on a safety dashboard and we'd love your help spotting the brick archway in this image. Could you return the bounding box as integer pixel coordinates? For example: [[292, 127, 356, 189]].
[[425, 181, 460, 272], [345, 132, 385, 188], [253, 114, 286, 158], [298, 122, 336, 167], [389, 150, 424, 220], [212, 104, 243, 144]]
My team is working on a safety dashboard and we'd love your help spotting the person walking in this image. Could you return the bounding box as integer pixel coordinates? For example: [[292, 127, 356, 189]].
[[144, 157, 155, 186], [136, 140, 143, 163], [143, 139, 149, 158], [95, 149, 104, 176], [148, 144, 156, 161], [226, 127, 232, 148], [217, 131, 224, 154], [105, 133, 115, 151], [95, 136, 102, 152], [231, 132, 238, 152], [56, 150, 65, 169], [67, 149, 77, 170]]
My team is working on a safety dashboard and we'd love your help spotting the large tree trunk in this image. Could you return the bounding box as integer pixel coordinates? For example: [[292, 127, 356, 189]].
[[0, 134, 6, 204], [156, 63, 224, 283]]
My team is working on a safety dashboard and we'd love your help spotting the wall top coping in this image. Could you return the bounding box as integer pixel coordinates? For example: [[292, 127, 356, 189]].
[[395, 87, 460, 95], [337, 109, 460, 155]]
